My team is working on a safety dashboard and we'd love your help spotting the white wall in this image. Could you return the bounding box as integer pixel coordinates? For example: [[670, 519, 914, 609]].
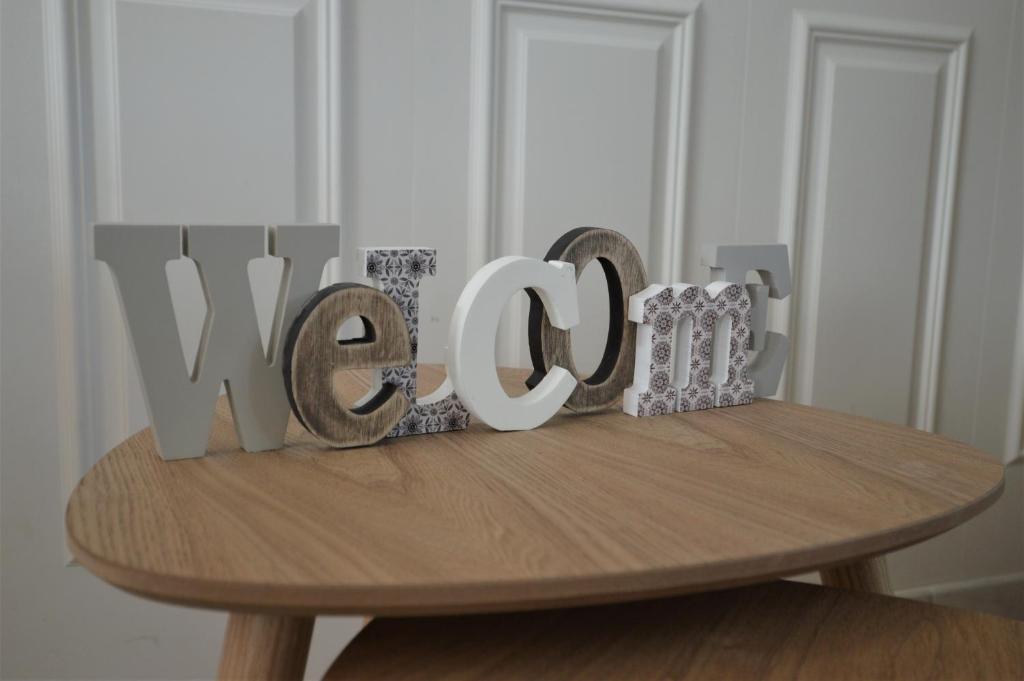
[[2, 0, 1022, 679]]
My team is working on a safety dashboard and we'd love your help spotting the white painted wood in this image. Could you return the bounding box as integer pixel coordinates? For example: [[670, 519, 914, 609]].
[[777, 11, 969, 431], [702, 244, 792, 301], [342, 0, 473, 369], [702, 243, 793, 352], [95, 224, 339, 460], [993, 0, 1024, 466], [1009, 261, 1024, 463], [702, 244, 792, 396], [745, 285, 770, 353], [749, 332, 791, 400], [470, 0, 697, 369], [448, 257, 579, 430], [623, 284, 668, 416], [40, 0, 90, 558]]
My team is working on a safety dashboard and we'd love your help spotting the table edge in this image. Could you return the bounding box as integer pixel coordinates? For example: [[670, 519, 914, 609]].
[[66, 470, 1004, 616]]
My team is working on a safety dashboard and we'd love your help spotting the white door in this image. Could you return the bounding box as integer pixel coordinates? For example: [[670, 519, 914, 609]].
[[3, 0, 1020, 678]]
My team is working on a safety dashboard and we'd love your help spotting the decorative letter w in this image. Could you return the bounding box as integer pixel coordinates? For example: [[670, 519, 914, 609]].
[[95, 224, 339, 460]]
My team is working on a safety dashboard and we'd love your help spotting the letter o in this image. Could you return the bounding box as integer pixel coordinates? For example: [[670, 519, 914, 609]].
[[526, 227, 649, 412]]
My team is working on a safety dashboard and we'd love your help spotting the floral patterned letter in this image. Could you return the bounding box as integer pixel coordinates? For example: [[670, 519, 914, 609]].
[[623, 284, 683, 416], [361, 248, 471, 437], [623, 282, 755, 417]]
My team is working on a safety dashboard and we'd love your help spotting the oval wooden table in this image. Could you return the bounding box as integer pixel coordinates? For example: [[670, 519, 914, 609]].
[[66, 367, 1005, 680]]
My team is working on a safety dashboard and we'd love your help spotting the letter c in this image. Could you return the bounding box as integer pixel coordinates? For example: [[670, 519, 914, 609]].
[[447, 257, 579, 431]]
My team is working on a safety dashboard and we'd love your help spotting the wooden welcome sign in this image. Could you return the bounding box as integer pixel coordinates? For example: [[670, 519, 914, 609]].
[[95, 224, 790, 459]]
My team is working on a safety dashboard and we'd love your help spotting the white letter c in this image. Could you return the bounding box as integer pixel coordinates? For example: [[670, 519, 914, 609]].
[[447, 257, 579, 431]]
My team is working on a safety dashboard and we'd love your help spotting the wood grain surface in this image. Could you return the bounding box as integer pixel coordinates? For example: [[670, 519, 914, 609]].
[[283, 283, 412, 448], [323, 580, 1024, 680], [821, 557, 893, 594], [65, 366, 1004, 615], [526, 227, 648, 412], [217, 613, 312, 681]]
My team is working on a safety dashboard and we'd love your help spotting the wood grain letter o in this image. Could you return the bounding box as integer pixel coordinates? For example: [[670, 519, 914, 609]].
[[283, 283, 412, 448], [526, 227, 649, 412]]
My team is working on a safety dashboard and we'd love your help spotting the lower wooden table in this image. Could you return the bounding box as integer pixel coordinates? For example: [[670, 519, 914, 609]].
[[324, 581, 1024, 680], [66, 367, 1005, 680]]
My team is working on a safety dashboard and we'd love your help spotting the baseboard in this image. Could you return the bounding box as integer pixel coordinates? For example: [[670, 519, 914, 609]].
[[898, 571, 1024, 620]]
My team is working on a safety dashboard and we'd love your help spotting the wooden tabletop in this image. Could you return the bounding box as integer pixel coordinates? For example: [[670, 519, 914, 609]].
[[66, 366, 1004, 616]]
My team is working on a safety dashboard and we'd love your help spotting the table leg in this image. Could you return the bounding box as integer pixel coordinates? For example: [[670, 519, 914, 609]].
[[820, 557, 892, 594], [217, 613, 314, 681]]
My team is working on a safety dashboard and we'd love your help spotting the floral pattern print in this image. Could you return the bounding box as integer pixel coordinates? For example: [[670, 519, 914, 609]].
[[360, 248, 470, 437], [674, 285, 719, 413], [626, 282, 754, 417], [708, 282, 755, 408], [628, 287, 679, 416]]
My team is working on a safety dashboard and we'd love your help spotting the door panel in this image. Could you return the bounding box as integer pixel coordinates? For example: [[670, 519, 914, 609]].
[[780, 17, 969, 431], [81, 0, 328, 460], [481, 0, 696, 369]]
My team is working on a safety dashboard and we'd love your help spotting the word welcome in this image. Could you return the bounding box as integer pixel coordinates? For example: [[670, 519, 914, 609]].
[[96, 224, 790, 459]]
